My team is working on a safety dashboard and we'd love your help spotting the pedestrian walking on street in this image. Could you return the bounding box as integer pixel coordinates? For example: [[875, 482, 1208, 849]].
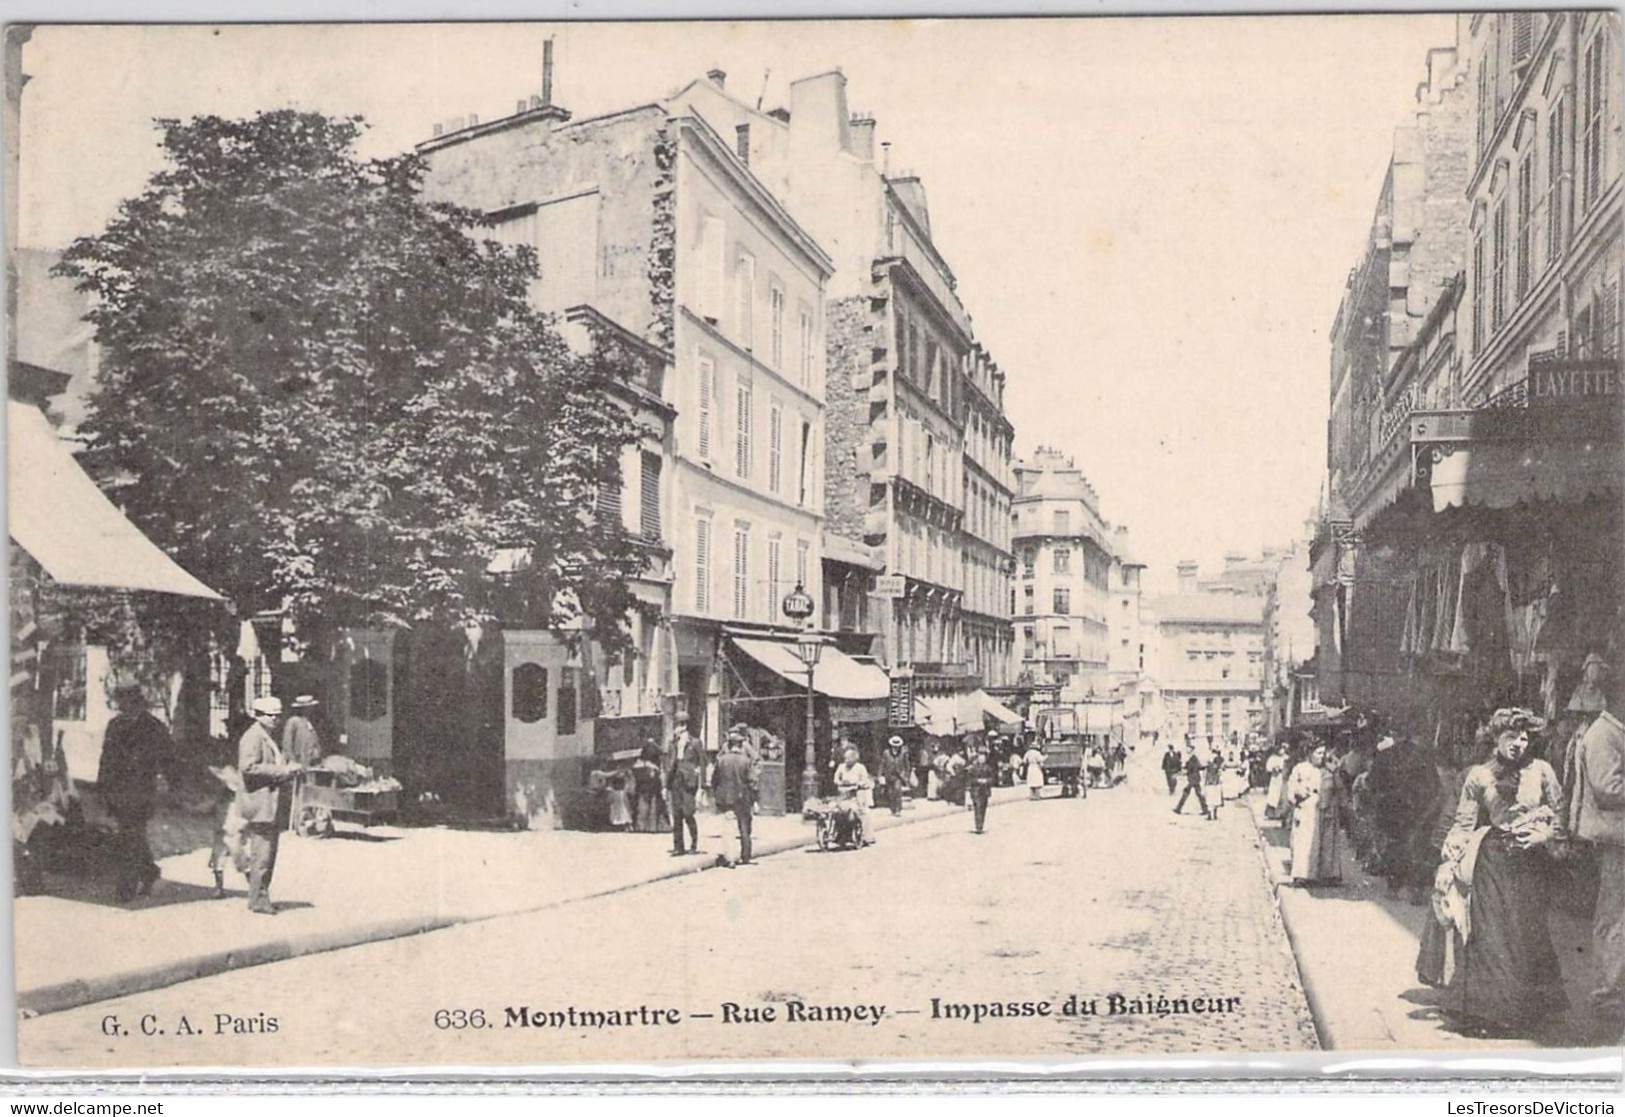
[[1417, 708, 1566, 1037], [668, 737, 702, 856], [1285, 744, 1341, 884], [1567, 688, 1624, 1043], [632, 742, 669, 833], [712, 733, 758, 866], [282, 695, 330, 836], [878, 736, 909, 816], [236, 697, 301, 915], [967, 747, 995, 833], [1160, 741, 1182, 796], [1023, 740, 1047, 799], [1172, 741, 1211, 819], [1264, 745, 1289, 819], [833, 745, 875, 846], [96, 681, 176, 903]]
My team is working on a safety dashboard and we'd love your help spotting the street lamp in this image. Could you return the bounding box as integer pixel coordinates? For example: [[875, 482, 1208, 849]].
[[781, 582, 821, 807]]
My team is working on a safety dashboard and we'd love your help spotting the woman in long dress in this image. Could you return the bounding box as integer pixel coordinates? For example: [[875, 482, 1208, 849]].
[[1023, 742, 1047, 799], [1417, 708, 1566, 1036], [1264, 746, 1290, 820], [1286, 744, 1342, 884]]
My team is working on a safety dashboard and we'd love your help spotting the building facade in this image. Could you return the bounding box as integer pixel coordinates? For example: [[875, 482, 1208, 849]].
[[1147, 563, 1268, 751], [415, 73, 837, 812], [1313, 13, 1622, 751], [1012, 448, 1117, 702], [670, 69, 1018, 694]]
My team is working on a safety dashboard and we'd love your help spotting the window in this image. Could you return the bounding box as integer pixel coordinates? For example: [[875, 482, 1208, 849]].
[[1492, 199, 1509, 330], [1023, 625, 1036, 660], [511, 663, 548, 723], [697, 355, 716, 461], [1021, 548, 1035, 577], [1023, 585, 1035, 616], [736, 252, 756, 349], [766, 536, 782, 615], [1472, 235, 1486, 354], [1053, 510, 1070, 535], [1583, 32, 1607, 214], [694, 516, 712, 613], [796, 538, 810, 589], [557, 669, 578, 736], [639, 451, 662, 541], [1187, 698, 1198, 737], [797, 421, 812, 506], [734, 123, 750, 162], [1204, 697, 1214, 737], [1053, 587, 1071, 614], [732, 525, 750, 620], [768, 401, 783, 495], [699, 215, 725, 321], [1054, 626, 1073, 658], [1221, 697, 1232, 739], [1547, 100, 1565, 265], [798, 307, 813, 387], [770, 286, 785, 369], [594, 450, 623, 532], [735, 379, 753, 479], [1053, 548, 1072, 575], [1516, 150, 1533, 300]]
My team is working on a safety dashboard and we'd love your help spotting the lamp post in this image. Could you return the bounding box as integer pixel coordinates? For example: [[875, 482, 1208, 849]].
[[781, 582, 820, 807]]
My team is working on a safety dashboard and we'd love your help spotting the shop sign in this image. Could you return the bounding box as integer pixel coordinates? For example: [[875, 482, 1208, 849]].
[[888, 670, 914, 728], [1528, 359, 1621, 405], [873, 574, 907, 598]]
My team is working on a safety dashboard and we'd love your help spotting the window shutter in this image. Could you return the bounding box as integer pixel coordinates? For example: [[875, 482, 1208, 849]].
[[1510, 12, 1534, 66], [640, 451, 662, 541], [736, 381, 753, 479], [697, 356, 714, 461], [733, 529, 749, 619], [695, 519, 711, 613], [768, 403, 782, 495], [1604, 281, 1620, 359], [767, 538, 781, 614]]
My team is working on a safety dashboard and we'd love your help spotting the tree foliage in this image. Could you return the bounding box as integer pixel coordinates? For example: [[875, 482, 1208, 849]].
[[57, 110, 648, 650]]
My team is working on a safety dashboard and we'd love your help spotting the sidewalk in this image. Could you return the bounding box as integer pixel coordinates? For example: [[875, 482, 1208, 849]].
[[16, 787, 1024, 1017], [1242, 793, 1601, 1050]]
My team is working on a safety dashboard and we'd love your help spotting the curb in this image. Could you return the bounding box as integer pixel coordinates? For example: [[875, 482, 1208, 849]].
[[18, 787, 1026, 1019], [1239, 795, 1335, 1050]]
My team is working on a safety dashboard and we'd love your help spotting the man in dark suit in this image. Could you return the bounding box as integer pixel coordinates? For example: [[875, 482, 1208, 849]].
[[236, 697, 299, 913], [97, 682, 175, 902], [711, 731, 759, 866], [1172, 741, 1212, 819], [669, 736, 703, 856], [966, 746, 996, 834]]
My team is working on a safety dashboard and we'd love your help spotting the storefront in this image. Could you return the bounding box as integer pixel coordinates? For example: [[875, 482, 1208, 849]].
[[720, 631, 890, 813]]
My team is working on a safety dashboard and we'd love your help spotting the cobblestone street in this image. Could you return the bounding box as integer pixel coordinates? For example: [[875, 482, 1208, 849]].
[[20, 759, 1317, 1068]]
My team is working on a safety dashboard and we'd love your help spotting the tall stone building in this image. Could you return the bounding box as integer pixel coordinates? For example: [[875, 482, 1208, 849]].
[[1312, 13, 1622, 744], [670, 69, 1018, 694], [414, 65, 847, 812]]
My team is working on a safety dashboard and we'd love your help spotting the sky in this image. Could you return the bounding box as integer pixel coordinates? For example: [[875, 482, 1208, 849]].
[[15, 14, 1461, 593]]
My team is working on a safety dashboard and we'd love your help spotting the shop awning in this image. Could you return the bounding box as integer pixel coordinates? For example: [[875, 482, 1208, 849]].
[[915, 694, 962, 736], [730, 636, 889, 701], [978, 691, 1023, 729], [8, 404, 221, 599], [1430, 437, 1621, 512], [1079, 703, 1117, 734]]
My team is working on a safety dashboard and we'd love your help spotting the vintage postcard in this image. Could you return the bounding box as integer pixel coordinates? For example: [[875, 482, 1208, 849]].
[[7, 14, 1624, 1073]]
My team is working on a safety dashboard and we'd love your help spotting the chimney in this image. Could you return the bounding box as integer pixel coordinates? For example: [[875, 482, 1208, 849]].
[[707, 67, 726, 89], [1177, 561, 1199, 595], [881, 140, 892, 175], [542, 39, 555, 105], [788, 70, 850, 159], [848, 113, 876, 161]]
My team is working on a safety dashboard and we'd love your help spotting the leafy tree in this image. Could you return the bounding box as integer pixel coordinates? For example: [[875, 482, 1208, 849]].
[[56, 110, 648, 658]]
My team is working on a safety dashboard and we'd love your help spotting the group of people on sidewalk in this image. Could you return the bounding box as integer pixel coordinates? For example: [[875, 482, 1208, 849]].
[[1252, 668, 1623, 1045], [95, 686, 324, 915], [1162, 736, 1252, 821]]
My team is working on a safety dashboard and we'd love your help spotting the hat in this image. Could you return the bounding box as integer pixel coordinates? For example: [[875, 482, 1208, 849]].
[[111, 678, 144, 697], [251, 696, 284, 717], [887, 735, 904, 747], [292, 695, 319, 709], [1486, 707, 1546, 735]]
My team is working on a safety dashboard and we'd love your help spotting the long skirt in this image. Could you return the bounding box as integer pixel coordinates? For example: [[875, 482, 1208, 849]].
[[1264, 772, 1287, 817], [634, 790, 668, 833], [1289, 798, 1341, 883], [1426, 830, 1566, 1030]]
